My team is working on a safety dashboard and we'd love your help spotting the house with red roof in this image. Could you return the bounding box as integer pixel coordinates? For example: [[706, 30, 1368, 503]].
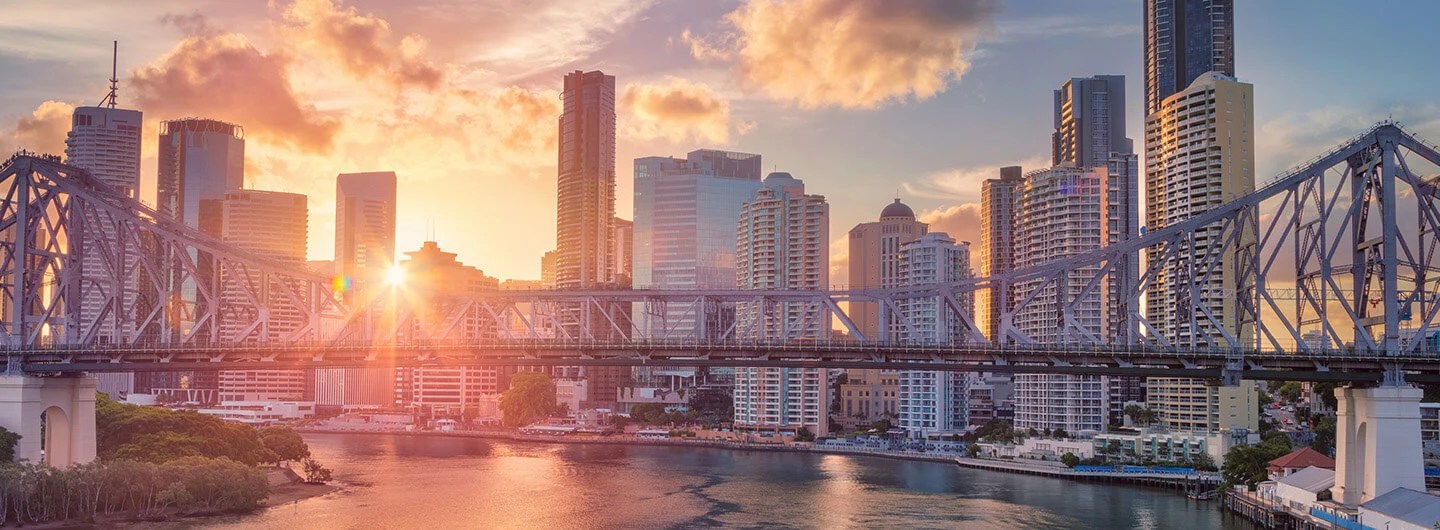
[[1268, 447, 1337, 480]]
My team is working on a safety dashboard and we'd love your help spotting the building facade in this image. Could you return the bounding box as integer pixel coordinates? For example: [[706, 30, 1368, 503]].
[[1011, 166, 1115, 434], [1143, 73, 1256, 434], [555, 70, 617, 289], [1053, 75, 1132, 169], [216, 190, 311, 402], [896, 232, 974, 438], [733, 172, 829, 437], [144, 118, 245, 402], [65, 103, 143, 397], [978, 166, 1023, 342], [1143, 0, 1235, 115], [318, 171, 399, 408], [632, 149, 763, 338]]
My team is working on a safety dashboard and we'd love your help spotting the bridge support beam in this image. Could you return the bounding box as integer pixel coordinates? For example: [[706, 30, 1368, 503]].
[[0, 375, 96, 467], [1330, 385, 1423, 505]]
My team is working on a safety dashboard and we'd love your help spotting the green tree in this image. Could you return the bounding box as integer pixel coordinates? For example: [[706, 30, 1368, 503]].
[[793, 427, 815, 442], [500, 372, 561, 428], [1277, 382, 1303, 403], [1311, 415, 1337, 456], [1060, 452, 1080, 468], [1192, 452, 1218, 472], [1222, 442, 1290, 490], [302, 458, 333, 484], [1052, 428, 1070, 439], [966, 444, 981, 457], [1124, 404, 1159, 427], [259, 426, 310, 463], [0, 426, 20, 462]]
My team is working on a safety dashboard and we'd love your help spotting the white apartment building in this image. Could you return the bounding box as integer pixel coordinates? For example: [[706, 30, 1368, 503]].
[[1011, 166, 1115, 434], [1144, 72, 1258, 434], [897, 233, 974, 438], [733, 172, 830, 437]]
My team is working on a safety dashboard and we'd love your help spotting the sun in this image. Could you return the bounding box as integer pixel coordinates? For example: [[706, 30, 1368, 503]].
[[385, 265, 406, 287]]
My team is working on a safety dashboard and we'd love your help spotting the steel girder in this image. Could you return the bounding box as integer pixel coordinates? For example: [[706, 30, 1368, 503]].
[[0, 155, 348, 357]]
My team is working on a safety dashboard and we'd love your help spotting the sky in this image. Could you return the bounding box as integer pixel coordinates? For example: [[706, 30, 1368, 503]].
[[3, 0, 1439, 284]]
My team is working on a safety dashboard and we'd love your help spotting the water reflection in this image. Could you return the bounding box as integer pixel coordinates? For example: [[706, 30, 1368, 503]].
[[207, 434, 1250, 529]]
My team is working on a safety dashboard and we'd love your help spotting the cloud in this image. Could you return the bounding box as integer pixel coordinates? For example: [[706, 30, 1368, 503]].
[[903, 157, 1045, 201], [277, 0, 443, 89], [919, 203, 983, 252], [6, 100, 73, 155], [622, 78, 737, 144], [159, 12, 215, 37], [130, 33, 338, 153], [690, 0, 999, 109]]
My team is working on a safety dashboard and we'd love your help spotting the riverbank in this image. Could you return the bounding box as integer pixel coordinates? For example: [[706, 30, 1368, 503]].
[[262, 466, 339, 508]]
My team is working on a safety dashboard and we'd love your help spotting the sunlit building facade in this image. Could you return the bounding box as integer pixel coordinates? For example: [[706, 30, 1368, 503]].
[[978, 166, 1022, 341], [733, 172, 829, 437], [897, 232, 973, 438]]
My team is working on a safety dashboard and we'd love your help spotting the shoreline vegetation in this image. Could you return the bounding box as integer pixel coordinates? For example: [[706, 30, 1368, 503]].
[[0, 394, 335, 527]]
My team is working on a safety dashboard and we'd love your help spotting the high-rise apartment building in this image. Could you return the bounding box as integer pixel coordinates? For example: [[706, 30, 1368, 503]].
[[142, 118, 245, 402], [1144, 73, 1257, 434], [612, 217, 633, 285], [1143, 0, 1234, 115], [65, 98, 143, 398], [216, 190, 310, 402], [633, 149, 762, 338], [978, 166, 1023, 341], [554, 70, 625, 407], [1053, 75, 1132, 169], [1011, 166, 1115, 434], [540, 250, 557, 287], [555, 70, 617, 289], [896, 232, 974, 438], [733, 172, 829, 437]]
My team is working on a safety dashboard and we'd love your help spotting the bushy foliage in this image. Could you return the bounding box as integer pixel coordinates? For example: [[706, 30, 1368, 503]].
[[95, 393, 279, 465], [501, 372, 562, 428], [259, 426, 311, 463], [301, 458, 332, 484], [0, 457, 267, 525]]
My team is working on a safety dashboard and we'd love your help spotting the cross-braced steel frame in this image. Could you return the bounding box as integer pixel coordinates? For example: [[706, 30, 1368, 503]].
[[3, 123, 1438, 376]]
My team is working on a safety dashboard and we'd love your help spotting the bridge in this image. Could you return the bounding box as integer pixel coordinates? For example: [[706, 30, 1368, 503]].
[[2, 123, 1438, 505]]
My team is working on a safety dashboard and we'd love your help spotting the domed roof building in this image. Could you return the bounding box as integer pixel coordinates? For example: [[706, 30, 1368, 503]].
[[879, 198, 916, 220]]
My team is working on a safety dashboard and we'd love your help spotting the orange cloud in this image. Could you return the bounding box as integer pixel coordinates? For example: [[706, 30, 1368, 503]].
[[621, 78, 735, 144], [6, 100, 74, 155], [919, 203, 984, 267], [692, 0, 998, 109], [130, 33, 338, 153], [278, 0, 443, 89]]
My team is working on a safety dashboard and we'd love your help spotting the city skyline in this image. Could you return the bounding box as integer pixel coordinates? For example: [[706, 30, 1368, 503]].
[[3, 1, 1438, 283]]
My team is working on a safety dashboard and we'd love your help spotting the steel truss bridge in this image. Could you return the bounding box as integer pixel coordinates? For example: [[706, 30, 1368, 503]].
[[3, 123, 1440, 383]]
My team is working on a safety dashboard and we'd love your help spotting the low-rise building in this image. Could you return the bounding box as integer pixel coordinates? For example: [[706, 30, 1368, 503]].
[[1267, 447, 1336, 480], [1273, 466, 1336, 515], [195, 401, 316, 425], [975, 437, 1095, 461], [1093, 428, 1257, 465], [616, 387, 689, 414], [1422, 403, 1439, 462], [1358, 488, 1440, 530], [556, 379, 589, 414]]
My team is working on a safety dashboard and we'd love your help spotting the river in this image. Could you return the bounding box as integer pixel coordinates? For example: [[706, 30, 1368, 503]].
[[205, 433, 1252, 529]]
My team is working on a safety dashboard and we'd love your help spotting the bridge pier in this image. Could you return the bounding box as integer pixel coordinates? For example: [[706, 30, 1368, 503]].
[[1330, 385, 1424, 505], [0, 375, 96, 467]]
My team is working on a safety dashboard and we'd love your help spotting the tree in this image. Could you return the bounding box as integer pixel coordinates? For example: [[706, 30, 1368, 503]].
[[1277, 382, 1303, 403], [1192, 452, 1218, 472], [868, 419, 891, 432], [301, 458, 333, 484], [0, 426, 20, 462], [1051, 428, 1070, 440], [1060, 452, 1080, 468], [259, 426, 310, 463], [1222, 442, 1290, 490], [1311, 415, 1337, 456], [794, 427, 815, 442], [500, 372, 561, 428], [1124, 404, 1159, 427], [1261, 429, 1293, 454], [966, 444, 981, 457]]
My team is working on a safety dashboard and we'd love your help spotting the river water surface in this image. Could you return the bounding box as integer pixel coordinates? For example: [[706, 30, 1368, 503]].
[[207, 433, 1251, 529]]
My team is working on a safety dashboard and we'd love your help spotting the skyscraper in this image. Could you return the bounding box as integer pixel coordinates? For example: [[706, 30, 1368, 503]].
[[143, 118, 245, 402], [1143, 0, 1234, 115], [1054, 75, 1132, 169], [216, 190, 310, 402], [978, 166, 1023, 342], [896, 232, 974, 438], [633, 149, 762, 338], [555, 70, 617, 289], [733, 172, 830, 438], [612, 217, 633, 286], [1144, 72, 1257, 434], [317, 171, 398, 408], [1011, 166, 1115, 434], [554, 70, 624, 407], [65, 66, 143, 398], [335, 171, 397, 287]]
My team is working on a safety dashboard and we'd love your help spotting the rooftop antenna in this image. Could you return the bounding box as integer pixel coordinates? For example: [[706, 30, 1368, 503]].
[[102, 41, 119, 108]]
